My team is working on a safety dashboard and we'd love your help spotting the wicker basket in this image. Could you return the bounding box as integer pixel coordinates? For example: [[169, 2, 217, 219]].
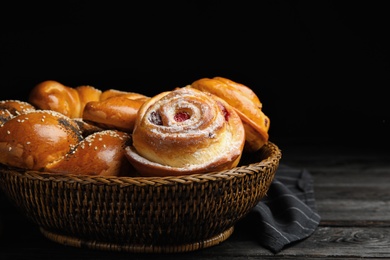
[[0, 141, 281, 253]]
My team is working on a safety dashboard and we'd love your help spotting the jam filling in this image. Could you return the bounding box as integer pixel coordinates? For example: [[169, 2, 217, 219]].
[[174, 111, 190, 122], [149, 106, 229, 125], [217, 102, 230, 121]]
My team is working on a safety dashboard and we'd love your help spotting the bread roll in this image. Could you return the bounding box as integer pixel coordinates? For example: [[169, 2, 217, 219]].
[[82, 94, 149, 132], [75, 85, 102, 115], [28, 80, 149, 132], [28, 80, 82, 118], [0, 100, 36, 124], [100, 89, 149, 101], [190, 77, 270, 152], [125, 87, 245, 176], [0, 110, 83, 170], [45, 130, 136, 176]]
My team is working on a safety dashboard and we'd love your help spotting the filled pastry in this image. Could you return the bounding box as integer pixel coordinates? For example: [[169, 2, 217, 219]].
[[125, 87, 246, 176]]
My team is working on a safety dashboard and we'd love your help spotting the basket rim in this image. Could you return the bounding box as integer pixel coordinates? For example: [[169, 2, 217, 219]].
[[0, 141, 281, 185]]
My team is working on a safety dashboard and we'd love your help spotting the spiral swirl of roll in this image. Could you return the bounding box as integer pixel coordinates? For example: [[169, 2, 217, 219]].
[[125, 87, 245, 176]]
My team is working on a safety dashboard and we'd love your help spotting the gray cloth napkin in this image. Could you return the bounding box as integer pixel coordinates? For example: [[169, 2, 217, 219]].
[[239, 164, 321, 253]]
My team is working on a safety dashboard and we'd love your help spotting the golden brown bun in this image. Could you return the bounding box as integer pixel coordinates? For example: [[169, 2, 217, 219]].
[[190, 77, 270, 152], [0, 100, 36, 124], [100, 89, 149, 101], [28, 80, 149, 132], [28, 80, 82, 118], [75, 85, 102, 115], [212, 77, 263, 108], [0, 109, 137, 176], [28, 80, 102, 118], [0, 110, 83, 170], [45, 130, 137, 176], [125, 87, 245, 177], [82, 91, 149, 132]]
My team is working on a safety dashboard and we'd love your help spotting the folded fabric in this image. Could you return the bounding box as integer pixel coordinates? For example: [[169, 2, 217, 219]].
[[239, 164, 321, 253]]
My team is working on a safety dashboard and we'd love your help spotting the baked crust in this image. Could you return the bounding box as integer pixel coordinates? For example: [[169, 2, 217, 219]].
[[125, 87, 245, 176], [190, 76, 270, 151]]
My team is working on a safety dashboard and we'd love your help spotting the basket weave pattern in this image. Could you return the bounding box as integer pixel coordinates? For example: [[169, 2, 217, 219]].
[[0, 142, 281, 252]]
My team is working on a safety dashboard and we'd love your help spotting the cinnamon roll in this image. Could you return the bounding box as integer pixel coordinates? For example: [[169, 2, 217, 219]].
[[125, 87, 246, 177]]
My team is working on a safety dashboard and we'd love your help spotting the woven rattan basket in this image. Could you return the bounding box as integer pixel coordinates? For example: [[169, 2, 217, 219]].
[[0, 141, 281, 253]]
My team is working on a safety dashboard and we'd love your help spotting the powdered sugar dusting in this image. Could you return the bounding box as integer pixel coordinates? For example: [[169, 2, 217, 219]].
[[129, 87, 245, 173]]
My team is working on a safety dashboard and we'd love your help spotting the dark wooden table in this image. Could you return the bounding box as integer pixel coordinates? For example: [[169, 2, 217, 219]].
[[1, 140, 390, 259]]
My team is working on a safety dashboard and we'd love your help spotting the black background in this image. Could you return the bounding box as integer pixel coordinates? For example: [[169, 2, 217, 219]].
[[1, 1, 389, 149]]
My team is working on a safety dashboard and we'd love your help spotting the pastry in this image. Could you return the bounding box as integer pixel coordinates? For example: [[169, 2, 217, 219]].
[[28, 80, 149, 132], [125, 87, 246, 176], [0, 108, 136, 176], [0, 110, 83, 170], [190, 76, 270, 152], [82, 93, 149, 132], [0, 100, 36, 125], [28, 80, 88, 118], [45, 130, 135, 176]]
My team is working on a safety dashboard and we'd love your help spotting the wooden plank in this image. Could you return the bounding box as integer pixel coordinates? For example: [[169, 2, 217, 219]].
[[281, 226, 390, 258], [1, 226, 390, 259], [314, 186, 390, 224], [199, 226, 390, 258], [314, 186, 390, 200], [279, 145, 390, 171], [312, 170, 390, 224], [312, 169, 390, 186], [317, 199, 390, 223]]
